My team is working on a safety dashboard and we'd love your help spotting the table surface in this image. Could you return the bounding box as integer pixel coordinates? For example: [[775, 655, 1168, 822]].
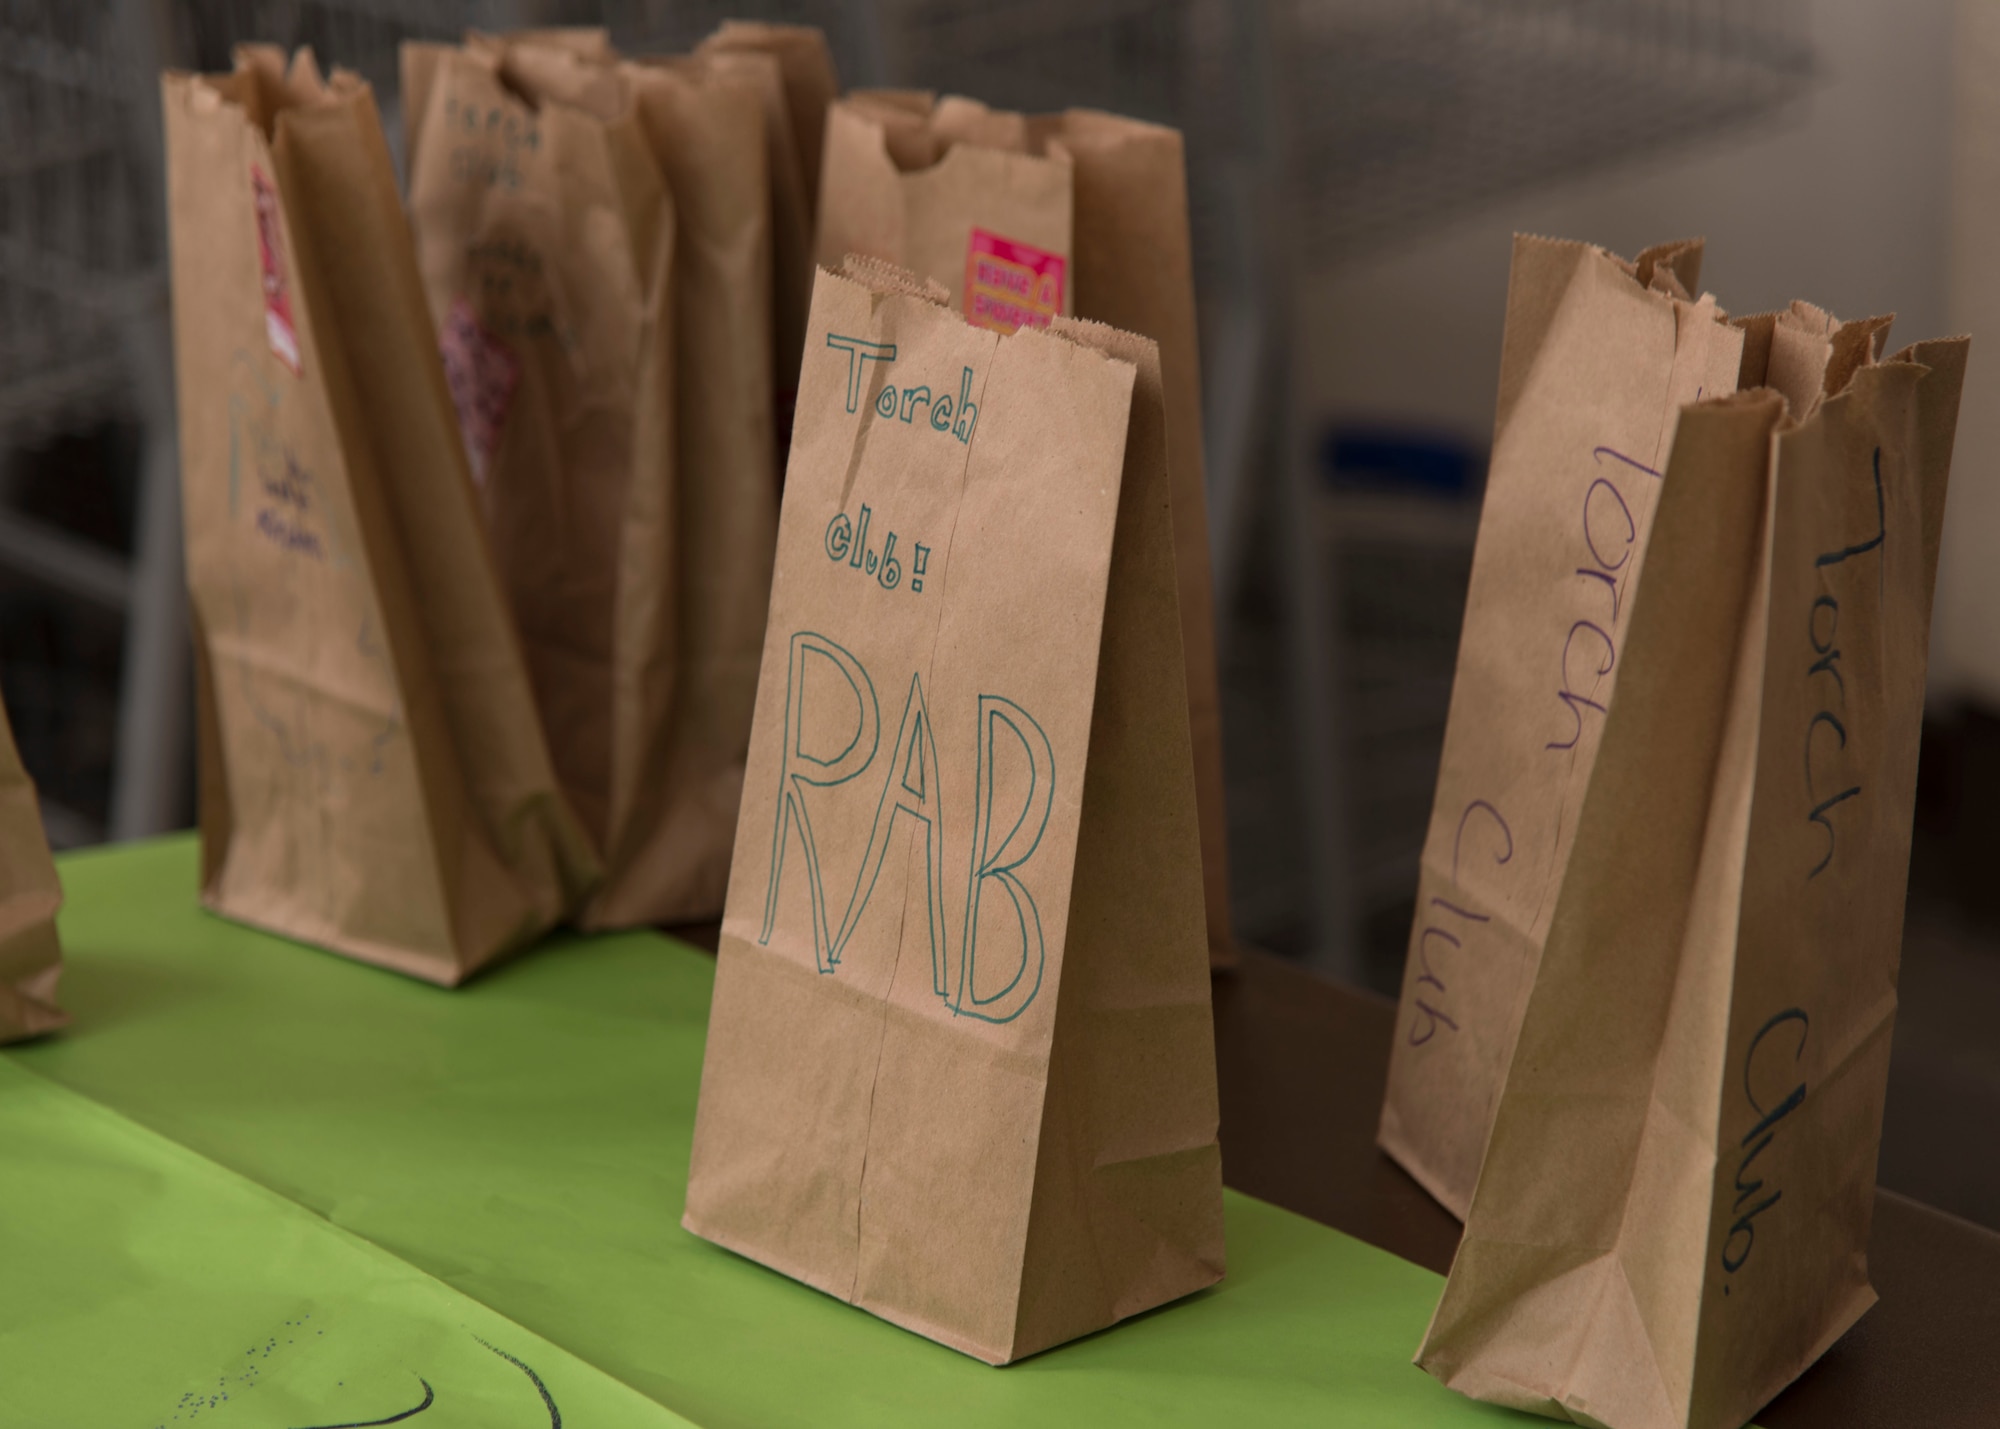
[[7, 838, 1514, 1429], [8, 836, 1998, 1426]]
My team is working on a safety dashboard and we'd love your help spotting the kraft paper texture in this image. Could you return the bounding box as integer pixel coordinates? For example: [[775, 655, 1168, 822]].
[[166, 50, 596, 984], [0, 696, 62, 1042], [1396, 243, 1966, 1428], [684, 261, 1223, 1362], [815, 93, 1236, 967], [1380, 237, 1745, 1213]]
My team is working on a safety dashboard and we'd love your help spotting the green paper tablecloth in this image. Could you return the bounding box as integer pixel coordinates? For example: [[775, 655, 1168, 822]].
[[7, 836, 1528, 1426]]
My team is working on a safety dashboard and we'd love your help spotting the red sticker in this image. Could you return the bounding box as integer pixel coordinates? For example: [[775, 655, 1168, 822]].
[[250, 165, 301, 376], [964, 229, 1065, 334], [439, 297, 520, 487]]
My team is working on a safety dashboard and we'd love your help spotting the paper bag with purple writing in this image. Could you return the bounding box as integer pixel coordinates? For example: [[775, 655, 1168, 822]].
[[1417, 315, 1966, 1429], [166, 51, 597, 983], [684, 259, 1223, 1364], [817, 92, 1236, 966], [404, 37, 715, 927], [1379, 235, 1746, 1217], [0, 695, 63, 1042]]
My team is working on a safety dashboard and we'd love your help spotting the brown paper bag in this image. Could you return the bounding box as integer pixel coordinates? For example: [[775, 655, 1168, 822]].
[[404, 37, 729, 928], [695, 20, 840, 454], [690, 45, 811, 451], [0, 697, 63, 1042], [600, 51, 780, 927], [815, 92, 1074, 332], [165, 50, 599, 984], [684, 259, 1224, 1363], [1416, 319, 1967, 1429], [815, 93, 1236, 965], [1378, 236, 1746, 1216], [696, 21, 838, 222]]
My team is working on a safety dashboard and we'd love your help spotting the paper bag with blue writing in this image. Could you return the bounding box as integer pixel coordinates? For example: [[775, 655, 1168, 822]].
[[0, 692, 64, 1042], [1417, 311, 1966, 1429], [683, 258, 1224, 1364], [166, 50, 599, 984], [816, 93, 1236, 969], [1379, 235, 1747, 1217]]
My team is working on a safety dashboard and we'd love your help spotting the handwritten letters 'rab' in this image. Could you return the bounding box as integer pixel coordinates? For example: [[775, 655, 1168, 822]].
[[684, 260, 1224, 1365]]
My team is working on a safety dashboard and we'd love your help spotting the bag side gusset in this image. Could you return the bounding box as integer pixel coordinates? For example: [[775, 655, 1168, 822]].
[[1011, 316, 1223, 1360], [268, 54, 603, 959], [166, 67, 469, 982]]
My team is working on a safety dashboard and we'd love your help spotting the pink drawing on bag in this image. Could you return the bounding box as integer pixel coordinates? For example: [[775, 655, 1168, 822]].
[[963, 228, 1065, 334], [439, 297, 520, 487], [250, 165, 301, 376]]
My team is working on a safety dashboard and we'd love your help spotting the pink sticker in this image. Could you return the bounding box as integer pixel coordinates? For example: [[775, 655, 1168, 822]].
[[250, 165, 301, 376], [964, 228, 1066, 334], [439, 297, 520, 487]]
